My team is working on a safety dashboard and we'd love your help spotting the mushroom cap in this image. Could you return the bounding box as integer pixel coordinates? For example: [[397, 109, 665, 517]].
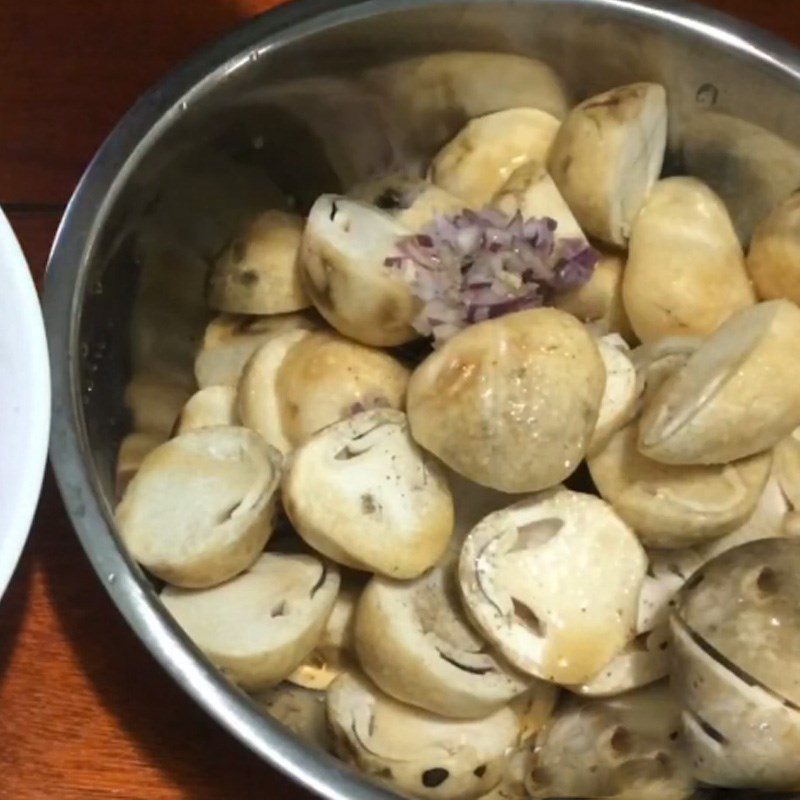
[[555, 248, 633, 340], [458, 488, 647, 684], [327, 671, 519, 800], [175, 385, 239, 435], [252, 684, 329, 751], [430, 108, 561, 206], [300, 195, 419, 346], [194, 312, 317, 389], [237, 328, 312, 454], [367, 52, 568, 152], [161, 553, 340, 690], [355, 565, 530, 719], [283, 409, 453, 578], [407, 308, 606, 493], [526, 681, 693, 799], [670, 615, 800, 790], [116, 426, 281, 588], [350, 175, 465, 232], [588, 422, 772, 548], [629, 335, 702, 411], [208, 210, 310, 315], [492, 160, 586, 241], [623, 177, 755, 343], [676, 537, 800, 707], [115, 431, 165, 501], [287, 584, 359, 691], [588, 335, 638, 454], [274, 332, 409, 447], [548, 83, 668, 247], [747, 190, 800, 305], [639, 299, 800, 464]]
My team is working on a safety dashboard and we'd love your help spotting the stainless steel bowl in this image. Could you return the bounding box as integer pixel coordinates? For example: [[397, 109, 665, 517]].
[[44, 1, 800, 798]]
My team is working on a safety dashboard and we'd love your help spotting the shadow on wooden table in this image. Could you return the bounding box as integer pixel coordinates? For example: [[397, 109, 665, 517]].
[[36, 473, 307, 799], [0, 526, 34, 682]]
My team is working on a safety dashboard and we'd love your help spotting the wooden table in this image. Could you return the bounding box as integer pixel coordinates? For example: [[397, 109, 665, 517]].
[[0, 1, 794, 798]]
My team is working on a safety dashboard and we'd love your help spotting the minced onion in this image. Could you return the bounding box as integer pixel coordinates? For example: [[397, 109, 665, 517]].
[[386, 208, 599, 345]]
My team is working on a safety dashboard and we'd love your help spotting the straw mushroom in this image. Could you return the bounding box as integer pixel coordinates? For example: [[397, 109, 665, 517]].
[[174, 385, 239, 434], [355, 565, 531, 719], [747, 190, 800, 304], [208, 210, 310, 315], [407, 308, 606, 493], [161, 553, 340, 690], [639, 299, 800, 464], [300, 195, 419, 346], [430, 108, 561, 206], [239, 330, 409, 454], [623, 177, 755, 342], [283, 409, 453, 578], [588, 422, 772, 548], [548, 83, 668, 247], [526, 681, 693, 799], [458, 488, 647, 684], [116, 426, 281, 588], [194, 312, 317, 389], [327, 671, 519, 800]]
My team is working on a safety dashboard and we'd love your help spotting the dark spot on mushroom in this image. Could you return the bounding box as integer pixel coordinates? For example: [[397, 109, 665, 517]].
[[684, 571, 705, 591], [237, 269, 260, 286], [560, 155, 573, 175], [361, 494, 378, 514], [375, 767, 393, 779], [695, 715, 727, 745], [513, 600, 545, 637], [286, 401, 300, 419], [610, 726, 633, 755], [756, 566, 779, 597], [646, 564, 656, 578], [659, 641, 669, 651], [310, 566, 328, 598], [474, 765, 487, 778], [529, 767, 552, 786], [329, 200, 339, 222], [375, 188, 405, 210], [437, 649, 493, 675], [422, 768, 449, 788], [378, 296, 402, 328], [271, 601, 287, 618], [669, 731, 679, 741]]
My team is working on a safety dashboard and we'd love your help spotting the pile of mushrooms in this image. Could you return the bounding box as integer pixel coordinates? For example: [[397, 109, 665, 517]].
[[116, 50, 800, 800]]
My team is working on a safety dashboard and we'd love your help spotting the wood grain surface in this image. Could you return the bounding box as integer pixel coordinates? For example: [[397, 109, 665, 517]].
[[0, 1, 796, 798]]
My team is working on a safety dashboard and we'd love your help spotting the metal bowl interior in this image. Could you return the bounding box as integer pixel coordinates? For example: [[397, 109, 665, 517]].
[[44, 1, 800, 798]]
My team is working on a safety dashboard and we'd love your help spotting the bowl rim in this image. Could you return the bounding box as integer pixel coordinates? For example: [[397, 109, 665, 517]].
[[0, 206, 50, 605], [42, 1, 800, 798]]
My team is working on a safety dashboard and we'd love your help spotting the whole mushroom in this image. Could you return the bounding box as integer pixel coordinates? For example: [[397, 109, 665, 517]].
[[407, 308, 606, 493]]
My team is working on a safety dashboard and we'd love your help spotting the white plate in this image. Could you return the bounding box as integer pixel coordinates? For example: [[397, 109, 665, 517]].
[[0, 207, 50, 602]]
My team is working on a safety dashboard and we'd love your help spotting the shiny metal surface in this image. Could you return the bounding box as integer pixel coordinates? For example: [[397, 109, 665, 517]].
[[44, 1, 800, 798]]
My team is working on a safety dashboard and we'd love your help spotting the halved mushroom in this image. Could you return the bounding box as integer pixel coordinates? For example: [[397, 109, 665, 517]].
[[430, 108, 562, 206], [252, 683, 329, 751], [492, 161, 586, 241], [349, 175, 465, 231], [676, 537, 800, 709], [368, 52, 568, 153], [239, 329, 409, 454], [526, 681, 693, 799], [554, 248, 633, 340], [459, 488, 647, 684], [354, 565, 530, 719], [407, 308, 606, 493], [629, 335, 702, 410], [237, 328, 313, 454], [671, 613, 800, 790], [208, 210, 310, 315], [116, 426, 281, 588], [161, 553, 339, 690], [548, 83, 668, 247], [194, 312, 317, 389], [174, 385, 239, 435], [747, 190, 800, 304], [115, 432, 165, 501], [588, 335, 638, 454], [283, 409, 453, 578], [639, 299, 800, 464], [775, 425, 800, 508], [327, 671, 519, 800], [300, 195, 419, 346], [623, 177, 755, 343], [588, 422, 772, 548], [287, 584, 359, 691]]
